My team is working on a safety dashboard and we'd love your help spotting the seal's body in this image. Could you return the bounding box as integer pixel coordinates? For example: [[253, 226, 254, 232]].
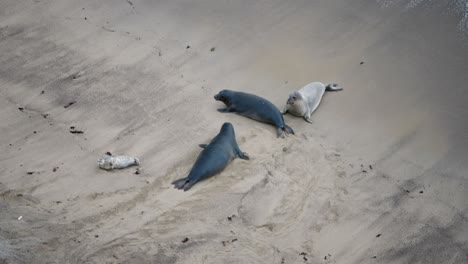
[[214, 90, 294, 138], [282, 82, 343, 123], [172, 122, 249, 191]]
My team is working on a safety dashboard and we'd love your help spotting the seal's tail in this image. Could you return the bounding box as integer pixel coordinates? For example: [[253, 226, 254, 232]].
[[325, 83, 343, 91], [172, 177, 191, 190]]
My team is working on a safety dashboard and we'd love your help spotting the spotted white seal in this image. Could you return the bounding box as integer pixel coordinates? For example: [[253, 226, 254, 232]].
[[97, 155, 140, 170], [282, 82, 343, 123]]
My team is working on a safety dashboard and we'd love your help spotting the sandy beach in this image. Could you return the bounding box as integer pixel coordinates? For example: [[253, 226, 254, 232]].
[[1, 0, 468, 263]]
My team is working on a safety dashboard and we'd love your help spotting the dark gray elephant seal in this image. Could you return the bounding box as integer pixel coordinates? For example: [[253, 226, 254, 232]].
[[214, 90, 294, 138], [172, 122, 249, 191], [282, 82, 343, 123]]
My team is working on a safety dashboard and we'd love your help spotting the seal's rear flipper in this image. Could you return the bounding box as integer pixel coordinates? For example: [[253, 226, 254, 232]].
[[237, 151, 250, 160], [183, 181, 195, 191], [172, 177, 189, 189], [325, 83, 343, 91], [276, 128, 286, 138], [284, 125, 295, 135]]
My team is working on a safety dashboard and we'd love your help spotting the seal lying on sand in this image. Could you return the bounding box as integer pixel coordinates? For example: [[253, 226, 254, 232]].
[[97, 155, 139, 170], [282, 82, 343, 123], [214, 90, 294, 138], [172, 122, 249, 191]]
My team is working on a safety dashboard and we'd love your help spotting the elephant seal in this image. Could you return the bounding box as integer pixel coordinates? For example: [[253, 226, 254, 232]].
[[214, 90, 294, 138], [282, 82, 343, 123], [172, 122, 249, 191]]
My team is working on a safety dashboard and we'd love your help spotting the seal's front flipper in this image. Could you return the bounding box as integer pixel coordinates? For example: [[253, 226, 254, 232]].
[[218, 106, 235, 113], [172, 177, 189, 189], [281, 106, 288, 115], [199, 144, 208, 148], [237, 151, 250, 160]]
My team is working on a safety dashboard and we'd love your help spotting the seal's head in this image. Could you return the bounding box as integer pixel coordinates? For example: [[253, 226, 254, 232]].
[[287, 91, 303, 105], [220, 122, 235, 135], [214, 90, 232, 103]]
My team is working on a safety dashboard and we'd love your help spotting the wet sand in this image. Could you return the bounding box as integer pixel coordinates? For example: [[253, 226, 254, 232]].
[[1, 0, 468, 263]]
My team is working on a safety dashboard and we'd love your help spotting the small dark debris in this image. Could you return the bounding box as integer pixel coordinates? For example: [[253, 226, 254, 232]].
[[113, 254, 119, 259], [27, 171, 34, 175], [56, 201, 62, 204], [158, 51, 162, 56], [372, 256, 377, 259], [33, 131, 37, 134], [361, 164, 363, 167], [105, 151, 112, 156], [282, 147, 287, 152], [71, 74, 78, 80], [18, 107, 24, 111], [369, 165, 373, 170], [210, 47, 215, 52], [360, 61, 364, 65], [135, 168, 141, 175], [84, 17, 88, 20], [186, 45, 190, 49], [42, 114, 49, 118], [42, 242, 48, 245], [41, 91, 45, 94], [376, 234, 381, 237], [64, 101, 76, 108], [227, 214, 236, 221], [16, 194, 23, 197], [182, 237, 189, 243], [362, 170, 367, 173], [325, 256, 327, 260], [9, 144, 12, 146], [404, 189, 410, 193], [69, 126, 84, 134], [299, 252, 307, 256], [53, 167, 59, 172], [94, 235, 99, 238], [231, 238, 237, 242], [222, 241, 226, 246], [419, 190, 424, 194], [70, 129, 84, 134], [281, 257, 285, 264]]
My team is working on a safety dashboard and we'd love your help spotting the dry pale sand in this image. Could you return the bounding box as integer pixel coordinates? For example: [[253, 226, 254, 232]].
[[1, 0, 468, 263]]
